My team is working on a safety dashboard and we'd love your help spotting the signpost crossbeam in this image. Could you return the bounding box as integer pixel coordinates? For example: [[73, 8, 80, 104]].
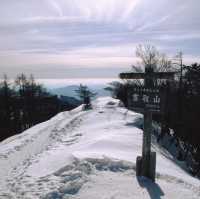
[[120, 72, 175, 80]]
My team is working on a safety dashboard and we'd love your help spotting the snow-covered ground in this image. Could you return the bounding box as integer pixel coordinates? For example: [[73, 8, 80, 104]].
[[0, 97, 199, 199]]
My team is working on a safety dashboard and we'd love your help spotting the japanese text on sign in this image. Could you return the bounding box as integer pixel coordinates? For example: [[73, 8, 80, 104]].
[[129, 87, 161, 111]]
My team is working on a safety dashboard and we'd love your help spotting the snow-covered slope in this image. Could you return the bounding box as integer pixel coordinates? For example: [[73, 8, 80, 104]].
[[0, 97, 199, 199]]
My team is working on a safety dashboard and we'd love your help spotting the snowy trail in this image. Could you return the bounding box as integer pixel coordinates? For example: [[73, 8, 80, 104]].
[[0, 97, 199, 199], [0, 106, 86, 197]]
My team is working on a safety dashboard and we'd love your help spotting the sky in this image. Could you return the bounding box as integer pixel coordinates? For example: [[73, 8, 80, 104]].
[[0, 0, 200, 79]]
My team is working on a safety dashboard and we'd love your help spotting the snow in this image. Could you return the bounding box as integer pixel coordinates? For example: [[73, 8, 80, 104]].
[[0, 97, 199, 199]]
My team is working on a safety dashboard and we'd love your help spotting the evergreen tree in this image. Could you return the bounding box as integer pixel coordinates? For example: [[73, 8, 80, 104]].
[[75, 84, 96, 109]]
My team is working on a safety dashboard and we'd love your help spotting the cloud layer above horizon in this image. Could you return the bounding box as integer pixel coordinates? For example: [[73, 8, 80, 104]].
[[0, 0, 200, 78]]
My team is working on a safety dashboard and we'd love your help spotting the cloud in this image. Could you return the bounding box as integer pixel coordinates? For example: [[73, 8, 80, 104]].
[[0, 0, 200, 78], [48, 0, 64, 17]]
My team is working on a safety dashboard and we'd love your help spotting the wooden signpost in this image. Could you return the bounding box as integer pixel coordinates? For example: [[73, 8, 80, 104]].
[[120, 67, 175, 181]]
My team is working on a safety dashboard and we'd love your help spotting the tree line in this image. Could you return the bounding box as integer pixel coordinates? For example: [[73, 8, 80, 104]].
[[107, 45, 200, 176], [0, 74, 61, 141], [0, 75, 96, 142]]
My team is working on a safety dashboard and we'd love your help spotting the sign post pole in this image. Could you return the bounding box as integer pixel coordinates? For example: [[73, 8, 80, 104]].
[[120, 69, 175, 182], [142, 109, 152, 178]]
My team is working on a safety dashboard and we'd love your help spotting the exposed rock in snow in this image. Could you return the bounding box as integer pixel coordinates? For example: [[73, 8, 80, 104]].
[[0, 97, 199, 199]]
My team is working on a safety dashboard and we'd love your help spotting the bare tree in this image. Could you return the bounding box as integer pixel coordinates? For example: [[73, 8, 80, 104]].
[[15, 73, 28, 96], [135, 44, 172, 72]]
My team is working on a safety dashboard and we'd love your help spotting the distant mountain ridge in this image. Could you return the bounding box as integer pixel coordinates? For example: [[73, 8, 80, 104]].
[[49, 84, 111, 99]]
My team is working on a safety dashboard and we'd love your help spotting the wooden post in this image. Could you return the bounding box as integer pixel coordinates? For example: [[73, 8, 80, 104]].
[[119, 69, 175, 182], [150, 152, 156, 182], [141, 109, 152, 178]]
